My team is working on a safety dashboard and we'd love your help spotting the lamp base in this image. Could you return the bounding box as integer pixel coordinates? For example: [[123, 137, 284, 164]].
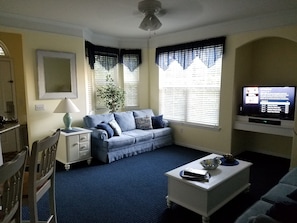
[[63, 113, 72, 130]]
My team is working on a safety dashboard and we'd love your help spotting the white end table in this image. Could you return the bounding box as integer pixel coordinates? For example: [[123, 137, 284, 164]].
[[56, 127, 92, 170]]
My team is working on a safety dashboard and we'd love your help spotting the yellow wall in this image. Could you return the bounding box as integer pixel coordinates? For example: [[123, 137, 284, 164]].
[[0, 27, 86, 145], [1, 24, 297, 167]]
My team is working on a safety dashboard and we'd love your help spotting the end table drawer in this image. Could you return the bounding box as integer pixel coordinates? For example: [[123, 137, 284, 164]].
[[79, 142, 89, 151], [80, 149, 90, 159], [79, 133, 89, 142]]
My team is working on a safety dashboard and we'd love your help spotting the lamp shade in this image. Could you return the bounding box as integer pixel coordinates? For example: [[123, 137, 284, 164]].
[[54, 98, 80, 130], [54, 98, 80, 113], [139, 13, 162, 31]]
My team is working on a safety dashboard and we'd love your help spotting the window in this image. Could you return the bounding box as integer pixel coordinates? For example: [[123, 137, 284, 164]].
[[121, 50, 141, 108], [123, 60, 139, 107], [94, 55, 119, 109], [0, 46, 5, 56], [85, 42, 141, 113], [156, 37, 225, 127]]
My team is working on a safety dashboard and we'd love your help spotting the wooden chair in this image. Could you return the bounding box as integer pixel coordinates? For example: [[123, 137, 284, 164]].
[[23, 129, 60, 223], [0, 148, 28, 223]]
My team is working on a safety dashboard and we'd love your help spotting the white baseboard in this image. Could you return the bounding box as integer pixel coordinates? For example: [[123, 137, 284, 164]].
[[174, 141, 225, 156]]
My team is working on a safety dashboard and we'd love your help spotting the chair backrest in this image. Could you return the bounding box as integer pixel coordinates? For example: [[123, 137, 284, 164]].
[[26, 129, 60, 199], [0, 148, 28, 223]]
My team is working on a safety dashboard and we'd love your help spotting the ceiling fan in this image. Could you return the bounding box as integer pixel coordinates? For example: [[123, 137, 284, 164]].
[[138, 0, 166, 31]]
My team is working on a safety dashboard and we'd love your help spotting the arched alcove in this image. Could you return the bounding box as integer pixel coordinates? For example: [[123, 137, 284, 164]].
[[232, 37, 297, 158]]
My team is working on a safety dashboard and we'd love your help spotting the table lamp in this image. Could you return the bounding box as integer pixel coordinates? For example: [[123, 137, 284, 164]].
[[54, 98, 80, 130]]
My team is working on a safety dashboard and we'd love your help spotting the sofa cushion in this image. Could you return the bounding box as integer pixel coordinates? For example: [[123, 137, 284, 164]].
[[266, 201, 297, 223], [114, 111, 136, 132], [235, 200, 274, 223], [151, 115, 165, 129], [96, 123, 114, 138], [261, 183, 297, 204], [279, 167, 297, 186], [287, 188, 297, 201], [135, 116, 153, 130], [84, 113, 114, 128], [248, 214, 280, 223], [109, 119, 122, 136], [150, 127, 172, 139], [133, 109, 154, 118], [123, 129, 153, 143], [103, 134, 135, 150]]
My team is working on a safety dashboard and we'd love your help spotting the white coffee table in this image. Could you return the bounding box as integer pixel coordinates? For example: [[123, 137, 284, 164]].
[[165, 153, 252, 223]]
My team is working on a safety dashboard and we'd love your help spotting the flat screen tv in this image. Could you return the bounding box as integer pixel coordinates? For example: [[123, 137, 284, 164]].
[[242, 86, 296, 120]]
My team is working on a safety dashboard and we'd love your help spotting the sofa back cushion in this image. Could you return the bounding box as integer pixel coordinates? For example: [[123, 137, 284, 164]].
[[133, 109, 154, 118], [114, 111, 136, 132], [84, 113, 114, 128]]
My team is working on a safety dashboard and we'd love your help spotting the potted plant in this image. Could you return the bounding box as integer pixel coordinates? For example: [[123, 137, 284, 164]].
[[96, 74, 125, 113]]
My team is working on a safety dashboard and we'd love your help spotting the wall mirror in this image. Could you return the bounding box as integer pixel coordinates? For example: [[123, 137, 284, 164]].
[[37, 50, 77, 99]]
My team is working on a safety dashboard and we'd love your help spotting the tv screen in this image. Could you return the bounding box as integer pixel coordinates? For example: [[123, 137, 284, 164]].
[[242, 86, 296, 120]]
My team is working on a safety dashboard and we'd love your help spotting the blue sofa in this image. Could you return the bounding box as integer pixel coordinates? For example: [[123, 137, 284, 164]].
[[235, 167, 297, 223], [83, 109, 173, 163]]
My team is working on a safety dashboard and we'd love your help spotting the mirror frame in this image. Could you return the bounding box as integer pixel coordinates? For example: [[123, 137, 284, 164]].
[[37, 50, 77, 99]]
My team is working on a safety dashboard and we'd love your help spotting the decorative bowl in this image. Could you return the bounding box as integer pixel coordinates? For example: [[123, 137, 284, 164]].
[[200, 158, 221, 170], [223, 153, 235, 163]]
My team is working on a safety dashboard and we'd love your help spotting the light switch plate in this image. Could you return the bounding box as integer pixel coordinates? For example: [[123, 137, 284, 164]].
[[35, 104, 45, 111]]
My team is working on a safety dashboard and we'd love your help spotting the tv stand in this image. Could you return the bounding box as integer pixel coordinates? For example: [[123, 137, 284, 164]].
[[234, 115, 294, 137]]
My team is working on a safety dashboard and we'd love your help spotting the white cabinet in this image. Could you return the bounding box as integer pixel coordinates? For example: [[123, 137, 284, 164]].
[[56, 127, 92, 170], [233, 115, 294, 137]]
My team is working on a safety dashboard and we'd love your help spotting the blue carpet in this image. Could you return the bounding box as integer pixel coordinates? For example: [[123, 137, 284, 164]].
[[23, 145, 290, 223]]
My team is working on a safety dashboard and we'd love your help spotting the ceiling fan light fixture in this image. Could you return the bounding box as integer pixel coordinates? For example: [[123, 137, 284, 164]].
[[138, 0, 161, 14], [139, 13, 162, 31]]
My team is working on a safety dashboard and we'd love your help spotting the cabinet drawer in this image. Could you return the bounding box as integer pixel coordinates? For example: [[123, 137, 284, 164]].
[[79, 133, 89, 142], [79, 142, 89, 151], [79, 149, 90, 159]]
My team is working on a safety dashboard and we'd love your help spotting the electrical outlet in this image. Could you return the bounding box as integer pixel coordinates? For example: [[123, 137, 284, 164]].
[[35, 104, 45, 111]]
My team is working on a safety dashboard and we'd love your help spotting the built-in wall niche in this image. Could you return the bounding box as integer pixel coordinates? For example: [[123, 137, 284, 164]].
[[232, 37, 297, 158], [234, 37, 297, 114]]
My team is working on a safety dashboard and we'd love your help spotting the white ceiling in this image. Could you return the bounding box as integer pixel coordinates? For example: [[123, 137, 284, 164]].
[[0, 0, 297, 40]]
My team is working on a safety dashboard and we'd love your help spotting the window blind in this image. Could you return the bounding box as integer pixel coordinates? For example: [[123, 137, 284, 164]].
[[123, 55, 139, 107], [158, 37, 225, 127]]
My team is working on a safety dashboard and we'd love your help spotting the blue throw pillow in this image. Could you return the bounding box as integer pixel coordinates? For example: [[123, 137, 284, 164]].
[[151, 115, 164, 129], [96, 122, 114, 138]]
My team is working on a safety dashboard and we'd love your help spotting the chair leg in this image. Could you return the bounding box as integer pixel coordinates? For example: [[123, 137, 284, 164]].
[[28, 194, 39, 223], [49, 185, 57, 223], [46, 215, 54, 223]]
